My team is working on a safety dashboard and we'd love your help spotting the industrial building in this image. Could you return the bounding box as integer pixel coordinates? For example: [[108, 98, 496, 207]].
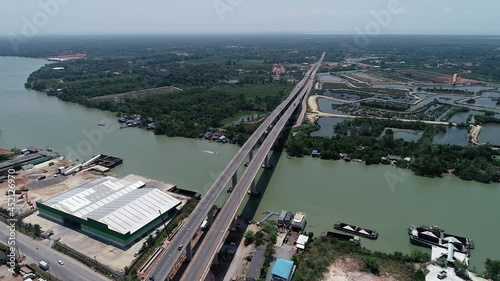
[[37, 176, 181, 248], [0, 147, 57, 175]]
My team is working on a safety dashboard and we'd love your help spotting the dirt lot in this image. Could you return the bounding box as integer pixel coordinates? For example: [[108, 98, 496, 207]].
[[322, 258, 397, 281], [0, 265, 23, 281], [222, 224, 259, 281], [0, 158, 102, 215]]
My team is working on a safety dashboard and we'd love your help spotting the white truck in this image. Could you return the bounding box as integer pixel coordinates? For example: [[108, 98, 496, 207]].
[[39, 260, 49, 270]]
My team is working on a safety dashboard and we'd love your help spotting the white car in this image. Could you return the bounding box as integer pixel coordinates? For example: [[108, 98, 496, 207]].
[[58, 260, 64, 265]]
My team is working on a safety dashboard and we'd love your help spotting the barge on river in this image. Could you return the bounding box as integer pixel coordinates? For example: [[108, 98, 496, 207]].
[[322, 231, 360, 245], [408, 225, 474, 256], [334, 221, 378, 240]]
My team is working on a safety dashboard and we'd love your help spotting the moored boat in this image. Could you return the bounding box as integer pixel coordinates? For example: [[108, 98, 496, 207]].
[[334, 221, 378, 240], [407, 225, 472, 256], [322, 231, 360, 245]]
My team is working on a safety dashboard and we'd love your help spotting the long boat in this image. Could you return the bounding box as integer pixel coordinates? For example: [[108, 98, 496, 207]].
[[322, 231, 360, 245], [334, 221, 378, 240], [408, 225, 473, 256]]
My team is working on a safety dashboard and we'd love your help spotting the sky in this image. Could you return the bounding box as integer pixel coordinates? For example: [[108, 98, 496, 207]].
[[0, 0, 499, 36]]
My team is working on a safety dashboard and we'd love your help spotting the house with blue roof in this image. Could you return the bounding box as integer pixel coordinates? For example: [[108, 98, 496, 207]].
[[271, 259, 294, 281]]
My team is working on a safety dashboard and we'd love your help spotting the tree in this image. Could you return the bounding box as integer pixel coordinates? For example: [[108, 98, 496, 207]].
[[13, 162, 22, 171], [485, 258, 500, 280], [412, 269, 426, 281], [454, 260, 469, 280], [244, 231, 255, 245], [363, 257, 380, 275], [33, 224, 42, 238], [255, 230, 265, 246]]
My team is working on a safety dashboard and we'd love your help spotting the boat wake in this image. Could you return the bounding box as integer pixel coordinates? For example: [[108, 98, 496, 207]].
[[202, 150, 215, 154]]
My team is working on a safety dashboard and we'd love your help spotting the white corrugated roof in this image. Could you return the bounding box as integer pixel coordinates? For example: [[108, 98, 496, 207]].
[[100, 189, 181, 234], [297, 234, 309, 246], [41, 176, 181, 235]]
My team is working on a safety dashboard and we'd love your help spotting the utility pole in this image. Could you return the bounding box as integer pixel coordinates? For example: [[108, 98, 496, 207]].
[[159, 210, 170, 238]]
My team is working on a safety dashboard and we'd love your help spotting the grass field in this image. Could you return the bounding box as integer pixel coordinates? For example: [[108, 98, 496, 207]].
[[321, 83, 351, 90], [209, 83, 294, 97], [91, 86, 181, 100], [237, 59, 266, 66]]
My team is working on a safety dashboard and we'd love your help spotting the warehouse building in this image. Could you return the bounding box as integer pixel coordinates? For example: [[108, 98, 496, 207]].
[[37, 176, 181, 248]]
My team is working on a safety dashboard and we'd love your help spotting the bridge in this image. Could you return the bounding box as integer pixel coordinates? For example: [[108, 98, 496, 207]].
[[148, 53, 324, 281]]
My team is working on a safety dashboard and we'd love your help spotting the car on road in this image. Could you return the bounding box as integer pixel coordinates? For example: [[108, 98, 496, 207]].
[[437, 270, 447, 279], [148, 277, 155, 281], [58, 260, 64, 265], [178, 244, 183, 251]]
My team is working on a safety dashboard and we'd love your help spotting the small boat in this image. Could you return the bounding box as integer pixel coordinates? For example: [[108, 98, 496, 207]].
[[322, 231, 360, 245], [334, 221, 378, 240], [98, 123, 106, 126], [244, 162, 249, 167]]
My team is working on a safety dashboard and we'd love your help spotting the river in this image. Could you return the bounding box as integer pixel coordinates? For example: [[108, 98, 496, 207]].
[[1, 57, 499, 272], [0, 56, 240, 194]]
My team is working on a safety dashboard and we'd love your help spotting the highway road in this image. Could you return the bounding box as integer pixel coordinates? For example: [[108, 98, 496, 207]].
[[180, 54, 324, 281], [0, 222, 110, 281], [147, 59, 319, 281]]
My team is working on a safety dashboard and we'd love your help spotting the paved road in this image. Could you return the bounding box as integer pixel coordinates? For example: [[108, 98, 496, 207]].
[[147, 60, 318, 281], [0, 222, 110, 281], [180, 54, 324, 281]]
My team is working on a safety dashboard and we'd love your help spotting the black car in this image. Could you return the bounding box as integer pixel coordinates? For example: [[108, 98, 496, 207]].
[[437, 270, 447, 279]]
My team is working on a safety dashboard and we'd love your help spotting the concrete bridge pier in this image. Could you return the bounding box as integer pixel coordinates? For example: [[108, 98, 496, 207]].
[[249, 149, 254, 162], [186, 242, 193, 261], [230, 216, 237, 230], [263, 154, 269, 168], [279, 130, 285, 140], [250, 179, 257, 195], [207, 208, 215, 226], [232, 172, 237, 188]]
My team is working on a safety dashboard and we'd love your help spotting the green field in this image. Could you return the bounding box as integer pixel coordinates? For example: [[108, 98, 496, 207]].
[[321, 83, 350, 90], [209, 83, 293, 97], [238, 59, 266, 66]]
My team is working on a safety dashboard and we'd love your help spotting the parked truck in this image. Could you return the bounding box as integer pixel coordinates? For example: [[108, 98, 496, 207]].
[[39, 260, 49, 270]]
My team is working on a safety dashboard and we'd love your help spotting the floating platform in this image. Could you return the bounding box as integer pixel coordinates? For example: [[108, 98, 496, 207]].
[[334, 221, 378, 240], [95, 154, 123, 169]]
